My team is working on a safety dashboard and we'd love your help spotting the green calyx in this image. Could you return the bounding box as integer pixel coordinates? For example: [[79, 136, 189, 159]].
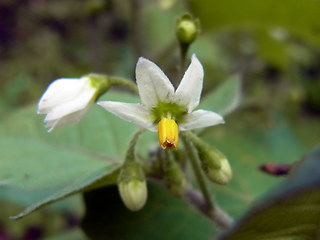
[[151, 101, 188, 124], [87, 73, 111, 99], [118, 161, 146, 183]]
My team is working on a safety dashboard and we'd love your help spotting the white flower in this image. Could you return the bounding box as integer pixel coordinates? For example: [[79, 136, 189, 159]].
[[98, 54, 224, 149], [37, 77, 97, 132]]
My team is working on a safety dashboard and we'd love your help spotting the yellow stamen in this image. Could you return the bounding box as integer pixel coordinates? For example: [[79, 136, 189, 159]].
[[158, 118, 179, 149]]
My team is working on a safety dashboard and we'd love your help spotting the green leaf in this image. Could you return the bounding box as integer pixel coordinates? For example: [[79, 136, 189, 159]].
[[189, 0, 320, 46], [202, 114, 309, 218], [81, 183, 218, 240], [198, 75, 241, 116], [0, 137, 120, 219], [45, 228, 88, 240], [217, 145, 320, 240], [0, 91, 149, 218]]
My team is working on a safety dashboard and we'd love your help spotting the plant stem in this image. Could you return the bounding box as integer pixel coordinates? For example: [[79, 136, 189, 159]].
[[185, 188, 233, 230], [109, 76, 139, 94], [124, 128, 145, 164], [182, 133, 214, 211], [179, 42, 189, 77], [181, 132, 234, 229]]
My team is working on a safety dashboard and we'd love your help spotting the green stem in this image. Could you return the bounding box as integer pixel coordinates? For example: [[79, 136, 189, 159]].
[[109, 76, 139, 94], [124, 128, 145, 165], [181, 133, 214, 212], [178, 42, 190, 81]]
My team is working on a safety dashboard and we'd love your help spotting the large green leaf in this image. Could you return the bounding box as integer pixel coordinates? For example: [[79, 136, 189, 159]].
[[189, 0, 320, 46], [81, 183, 218, 240], [0, 137, 120, 219], [217, 145, 320, 240], [0, 91, 142, 218]]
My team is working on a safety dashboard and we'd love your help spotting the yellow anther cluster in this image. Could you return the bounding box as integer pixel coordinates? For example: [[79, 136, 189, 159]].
[[158, 118, 179, 149]]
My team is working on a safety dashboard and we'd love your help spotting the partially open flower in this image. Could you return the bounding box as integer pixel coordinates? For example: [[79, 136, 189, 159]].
[[38, 76, 108, 132], [98, 54, 224, 149]]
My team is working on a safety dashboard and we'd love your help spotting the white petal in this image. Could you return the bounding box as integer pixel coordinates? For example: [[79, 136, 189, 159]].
[[37, 78, 89, 114], [179, 110, 224, 131], [136, 57, 175, 109], [97, 101, 157, 131], [175, 54, 204, 112], [44, 88, 95, 121], [45, 104, 92, 132]]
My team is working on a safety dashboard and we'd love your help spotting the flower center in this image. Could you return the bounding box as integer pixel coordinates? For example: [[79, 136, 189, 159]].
[[158, 118, 178, 149], [151, 102, 187, 124]]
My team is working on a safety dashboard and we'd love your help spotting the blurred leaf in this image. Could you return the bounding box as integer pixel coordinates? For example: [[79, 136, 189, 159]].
[[199, 75, 241, 116], [254, 30, 291, 68], [202, 114, 309, 218], [0, 186, 84, 215], [189, 0, 320, 46], [81, 183, 217, 240], [0, 138, 119, 189], [45, 228, 88, 240], [217, 145, 320, 240], [0, 137, 120, 219]]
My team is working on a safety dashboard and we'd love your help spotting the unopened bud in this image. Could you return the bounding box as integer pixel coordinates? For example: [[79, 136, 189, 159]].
[[175, 13, 200, 44], [201, 150, 232, 185], [118, 162, 148, 211], [163, 151, 187, 197], [184, 131, 232, 185]]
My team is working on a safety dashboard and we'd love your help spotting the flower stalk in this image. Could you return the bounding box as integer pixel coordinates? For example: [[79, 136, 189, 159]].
[[181, 133, 214, 212]]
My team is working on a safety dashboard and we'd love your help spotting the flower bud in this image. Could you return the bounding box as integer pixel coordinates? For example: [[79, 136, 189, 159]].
[[163, 151, 187, 197], [183, 131, 232, 185], [118, 162, 148, 211], [175, 13, 200, 44], [200, 150, 232, 185], [118, 178, 147, 211]]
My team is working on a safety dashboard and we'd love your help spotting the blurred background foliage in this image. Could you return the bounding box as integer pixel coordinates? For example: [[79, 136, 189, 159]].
[[0, 0, 319, 239]]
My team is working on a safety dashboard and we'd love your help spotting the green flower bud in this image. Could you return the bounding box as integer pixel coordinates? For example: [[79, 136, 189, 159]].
[[183, 131, 232, 185], [162, 151, 187, 197], [175, 13, 200, 44], [118, 178, 147, 211], [118, 162, 148, 211], [200, 149, 232, 185]]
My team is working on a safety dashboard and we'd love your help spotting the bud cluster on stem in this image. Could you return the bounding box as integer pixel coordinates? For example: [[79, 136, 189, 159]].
[[161, 150, 187, 197]]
